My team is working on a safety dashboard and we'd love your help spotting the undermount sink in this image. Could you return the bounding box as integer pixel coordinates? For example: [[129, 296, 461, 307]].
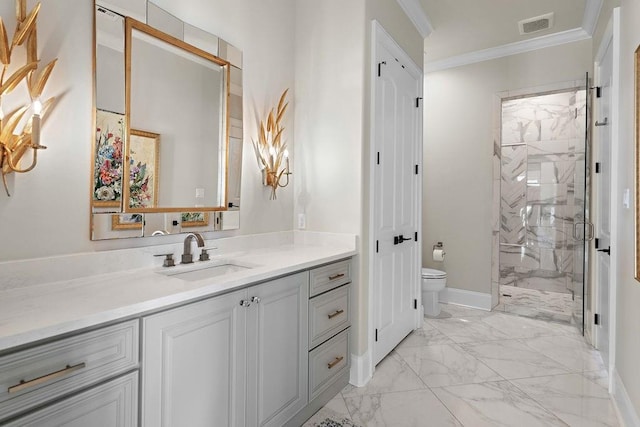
[[162, 261, 253, 282]]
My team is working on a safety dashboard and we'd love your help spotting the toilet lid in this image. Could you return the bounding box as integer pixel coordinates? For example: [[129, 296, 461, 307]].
[[421, 268, 447, 278]]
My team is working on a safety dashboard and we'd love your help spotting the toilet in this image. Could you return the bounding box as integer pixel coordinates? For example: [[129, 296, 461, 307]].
[[421, 268, 447, 317]]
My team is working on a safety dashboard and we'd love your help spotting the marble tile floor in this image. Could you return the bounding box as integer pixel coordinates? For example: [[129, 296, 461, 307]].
[[303, 303, 619, 427], [495, 284, 575, 323]]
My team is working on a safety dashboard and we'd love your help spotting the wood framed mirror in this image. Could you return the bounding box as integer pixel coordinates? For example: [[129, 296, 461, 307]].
[[91, 1, 244, 240]]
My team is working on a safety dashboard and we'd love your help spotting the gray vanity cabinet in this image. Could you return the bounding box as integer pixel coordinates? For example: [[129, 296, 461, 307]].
[[3, 372, 138, 427], [142, 288, 247, 427], [246, 272, 309, 427], [0, 320, 139, 426], [142, 272, 309, 427]]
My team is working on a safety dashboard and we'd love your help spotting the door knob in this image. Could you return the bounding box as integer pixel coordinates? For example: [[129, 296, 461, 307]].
[[239, 300, 251, 307], [251, 296, 261, 304]]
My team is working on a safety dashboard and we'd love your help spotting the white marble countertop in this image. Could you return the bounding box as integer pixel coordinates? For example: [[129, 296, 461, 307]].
[[0, 238, 356, 353]]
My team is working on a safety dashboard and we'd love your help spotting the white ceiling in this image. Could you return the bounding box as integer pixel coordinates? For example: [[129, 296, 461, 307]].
[[421, 0, 587, 62]]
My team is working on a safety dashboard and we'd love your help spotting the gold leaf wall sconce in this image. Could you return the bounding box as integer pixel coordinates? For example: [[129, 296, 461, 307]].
[[252, 89, 292, 200], [0, 0, 57, 196]]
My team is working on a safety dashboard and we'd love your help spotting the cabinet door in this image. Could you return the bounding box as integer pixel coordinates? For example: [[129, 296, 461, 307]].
[[142, 290, 246, 427], [246, 272, 309, 427], [4, 372, 138, 427]]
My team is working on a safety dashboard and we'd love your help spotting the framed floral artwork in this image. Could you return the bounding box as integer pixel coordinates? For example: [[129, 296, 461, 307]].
[[93, 110, 125, 207], [128, 129, 160, 209], [111, 213, 143, 230], [181, 212, 209, 227]]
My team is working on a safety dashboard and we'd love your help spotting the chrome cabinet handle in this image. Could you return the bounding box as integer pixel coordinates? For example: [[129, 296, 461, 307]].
[[239, 300, 251, 307], [251, 296, 261, 304], [8, 362, 86, 394], [328, 273, 345, 281], [327, 356, 344, 369], [328, 309, 344, 320]]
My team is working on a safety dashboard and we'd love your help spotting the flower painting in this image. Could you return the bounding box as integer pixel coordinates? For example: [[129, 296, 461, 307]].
[[128, 130, 159, 209], [111, 214, 143, 230], [93, 110, 125, 207], [181, 212, 209, 228]]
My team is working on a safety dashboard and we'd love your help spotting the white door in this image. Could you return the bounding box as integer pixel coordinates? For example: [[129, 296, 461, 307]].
[[246, 272, 309, 427], [372, 24, 422, 366], [594, 38, 613, 368], [142, 289, 247, 427]]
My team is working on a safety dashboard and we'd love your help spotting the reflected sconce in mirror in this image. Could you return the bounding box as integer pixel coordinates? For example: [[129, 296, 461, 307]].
[[252, 89, 291, 200], [0, 0, 57, 196]]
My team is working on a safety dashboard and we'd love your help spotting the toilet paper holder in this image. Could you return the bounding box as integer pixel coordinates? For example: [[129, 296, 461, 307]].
[[432, 242, 446, 261]]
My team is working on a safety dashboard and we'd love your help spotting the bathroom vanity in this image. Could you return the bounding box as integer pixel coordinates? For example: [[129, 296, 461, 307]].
[[0, 234, 355, 426]]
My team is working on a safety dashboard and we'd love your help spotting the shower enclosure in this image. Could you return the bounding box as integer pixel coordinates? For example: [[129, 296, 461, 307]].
[[498, 86, 590, 331]]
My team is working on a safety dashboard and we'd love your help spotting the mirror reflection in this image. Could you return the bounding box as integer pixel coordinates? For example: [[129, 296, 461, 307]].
[[125, 19, 228, 211], [91, 2, 244, 240]]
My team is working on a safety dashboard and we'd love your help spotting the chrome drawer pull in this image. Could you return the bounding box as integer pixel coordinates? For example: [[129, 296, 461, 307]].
[[8, 362, 86, 394], [327, 356, 344, 369], [328, 273, 345, 281], [328, 309, 345, 320]]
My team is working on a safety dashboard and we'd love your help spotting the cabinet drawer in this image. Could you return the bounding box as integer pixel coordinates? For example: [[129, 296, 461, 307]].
[[309, 259, 352, 297], [3, 372, 138, 427], [309, 329, 349, 401], [309, 284, 350, 349], [0, 320, 139, 421]]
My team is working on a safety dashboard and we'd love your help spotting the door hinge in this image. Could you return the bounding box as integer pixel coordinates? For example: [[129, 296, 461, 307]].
[[416, 97, 423, 108], [415, 164, 419, 175], [591, 86, 602, 98], [595, 162, 601, 173], [377, 61, 386, 77], [414, 231, 418, 242], [413, 299, 417, 309], [594, 313, 600, 325], [375, 328, 378, 342], [376, 240, 379, 253], [595, 238, 600, 249], [575, 108, 578, 119]]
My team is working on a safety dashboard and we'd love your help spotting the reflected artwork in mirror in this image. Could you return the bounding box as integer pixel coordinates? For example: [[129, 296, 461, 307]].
[[91, 1, 244, 240]]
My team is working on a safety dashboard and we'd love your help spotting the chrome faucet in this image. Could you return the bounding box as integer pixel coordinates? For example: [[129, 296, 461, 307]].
[[181, 232, 205, 264]]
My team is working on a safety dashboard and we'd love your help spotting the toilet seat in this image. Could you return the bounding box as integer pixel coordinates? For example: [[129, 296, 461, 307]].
[[421, 268, 446, 279]]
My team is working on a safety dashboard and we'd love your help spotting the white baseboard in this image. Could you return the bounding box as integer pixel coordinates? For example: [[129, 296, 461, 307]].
[[439, 288, 492, 311], [349, 351, 373, 387], [612, 369, 640, 427]]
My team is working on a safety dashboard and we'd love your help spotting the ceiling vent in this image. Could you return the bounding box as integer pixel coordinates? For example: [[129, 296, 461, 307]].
[[518, 12, 554, 35]]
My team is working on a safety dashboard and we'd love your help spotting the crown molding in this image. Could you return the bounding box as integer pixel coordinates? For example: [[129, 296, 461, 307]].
[[426, 27, 590, 73], [396, 0, 433, 38], [582, 0, 604, 35], [425, 0, 603, 73]]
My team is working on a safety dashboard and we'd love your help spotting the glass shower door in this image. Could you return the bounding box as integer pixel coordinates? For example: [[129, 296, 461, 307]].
[[571, 77, 592, 334]]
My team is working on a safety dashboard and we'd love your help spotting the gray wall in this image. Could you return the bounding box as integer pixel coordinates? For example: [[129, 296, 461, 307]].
[[423, 39, 593, 294]]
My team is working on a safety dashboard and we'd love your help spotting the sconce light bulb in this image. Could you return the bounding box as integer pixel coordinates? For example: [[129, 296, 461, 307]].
[[283, 149, 289, 158], [32, 99, 43, 116]]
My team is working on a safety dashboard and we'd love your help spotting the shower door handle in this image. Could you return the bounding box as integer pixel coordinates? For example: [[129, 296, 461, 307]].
[[573, 222, 595, 241]]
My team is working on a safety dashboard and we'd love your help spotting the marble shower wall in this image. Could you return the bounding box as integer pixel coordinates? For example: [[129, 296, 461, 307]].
[[499, 90, 586, 295]]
